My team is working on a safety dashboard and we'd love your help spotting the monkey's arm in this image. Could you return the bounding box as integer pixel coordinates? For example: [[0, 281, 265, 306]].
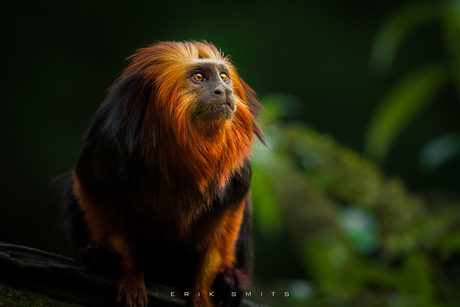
[[109, 234, 148, 307], [190, 159, 253, 307], [212, 196, 252, 307], [190, 196, 248, 307]]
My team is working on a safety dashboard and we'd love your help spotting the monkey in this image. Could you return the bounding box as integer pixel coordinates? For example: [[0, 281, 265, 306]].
[[59, 41, 264, 307]]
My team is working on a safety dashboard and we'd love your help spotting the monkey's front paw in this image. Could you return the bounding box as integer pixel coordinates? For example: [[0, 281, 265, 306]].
[[117, 281, 148, 307], [212, 268, 249, 307]]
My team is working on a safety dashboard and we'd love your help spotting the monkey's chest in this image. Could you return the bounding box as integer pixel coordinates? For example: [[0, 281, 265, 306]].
[[123, 192, 225, 248]]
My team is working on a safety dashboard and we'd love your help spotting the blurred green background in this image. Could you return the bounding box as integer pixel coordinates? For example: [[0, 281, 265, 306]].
[[3, 0, 460, 306]]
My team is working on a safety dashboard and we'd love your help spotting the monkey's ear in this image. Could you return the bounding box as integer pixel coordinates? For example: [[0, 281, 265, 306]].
[[99, 71, 156, 154], [239, 78, 266, 146]]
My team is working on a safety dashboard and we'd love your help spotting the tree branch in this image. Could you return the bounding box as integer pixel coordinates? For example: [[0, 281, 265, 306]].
[[0, 243, 266, 306]]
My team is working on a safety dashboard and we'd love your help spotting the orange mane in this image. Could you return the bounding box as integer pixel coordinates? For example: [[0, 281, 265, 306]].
[[113, 41, 263, 195]]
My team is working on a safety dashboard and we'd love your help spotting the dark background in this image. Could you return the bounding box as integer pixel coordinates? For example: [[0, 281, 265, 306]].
[[2, 1, 459, 305]]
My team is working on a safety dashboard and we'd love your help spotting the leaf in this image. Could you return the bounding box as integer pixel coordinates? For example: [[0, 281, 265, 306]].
[[304, 241, 397, 293], [438, 230, 460, 260], [251, 166, 282, 237], [365, 64, 448, 161], [339, 207, 378, 255], [303, 242, 345, 292], [398, 253, 434, 302], [441, 2, 460, 96], [419, 132, 460, 171], [258, 93, 304, 125], [370, 1, 442, 74]]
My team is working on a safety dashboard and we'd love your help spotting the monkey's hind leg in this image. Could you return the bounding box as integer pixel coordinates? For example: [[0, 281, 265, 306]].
[[57, 173, 120, 275]]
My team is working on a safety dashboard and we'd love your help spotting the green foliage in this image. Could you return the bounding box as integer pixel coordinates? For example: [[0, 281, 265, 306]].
[[365, 64, 447, 161], [419, 133, 460, 170], [251, 95, 460, 307], [370, 1, 442, 74], [251, 168, 282, 237], [0, 289, 44, 307], [366, 0, 460, 163], [438, 229, 460, 260]]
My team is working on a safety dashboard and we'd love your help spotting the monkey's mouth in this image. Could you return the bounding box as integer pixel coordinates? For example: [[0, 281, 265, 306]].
[[195, 99, 236, 122], [223, 99, 236, 112]]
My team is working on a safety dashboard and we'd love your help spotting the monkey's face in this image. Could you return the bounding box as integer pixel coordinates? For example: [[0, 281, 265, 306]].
[[185, 60, 237, 124]]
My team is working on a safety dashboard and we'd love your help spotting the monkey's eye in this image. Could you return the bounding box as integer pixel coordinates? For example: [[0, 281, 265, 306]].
[[220, 73, 229, 83], [192, 73, 204, 82]]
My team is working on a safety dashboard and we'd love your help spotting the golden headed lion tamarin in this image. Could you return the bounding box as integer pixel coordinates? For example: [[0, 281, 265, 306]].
[[60, 41, 264, 307]]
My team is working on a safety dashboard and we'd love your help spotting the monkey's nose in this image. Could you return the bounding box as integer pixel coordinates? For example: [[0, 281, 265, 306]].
[[213, 86, 232, 96]]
